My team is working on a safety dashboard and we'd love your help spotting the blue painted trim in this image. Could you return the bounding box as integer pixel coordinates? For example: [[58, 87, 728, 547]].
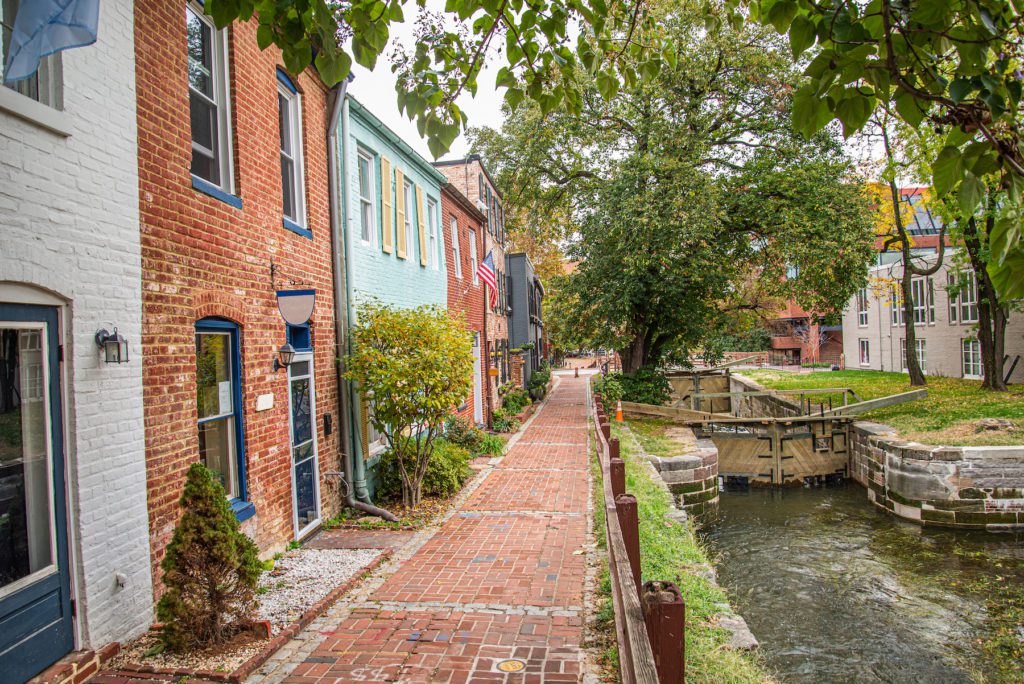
[[196, 318, 249, 506], [287, 322, 312, 352], [192, 175, 243, 209], [277, 288, 316, 297], [231, 499, 256, 523], [283, 217, 312, 239], [276, 67, 298, 94]]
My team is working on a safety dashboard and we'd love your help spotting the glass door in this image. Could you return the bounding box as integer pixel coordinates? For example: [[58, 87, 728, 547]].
[[288, 355, 320, 537], [0, 305, 73, 681]]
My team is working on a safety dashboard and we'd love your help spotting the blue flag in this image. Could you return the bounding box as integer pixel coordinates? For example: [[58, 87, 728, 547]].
[[4, 0, 100, 83]]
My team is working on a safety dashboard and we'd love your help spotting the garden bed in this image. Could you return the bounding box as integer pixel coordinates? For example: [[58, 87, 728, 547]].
[[105, 547, 388, 682], [745, 369, 1024, 447]]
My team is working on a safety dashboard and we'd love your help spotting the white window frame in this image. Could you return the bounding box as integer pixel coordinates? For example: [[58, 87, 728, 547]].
[[278, 83, 306, 226], [427, 198, 439, 270], [859, 339, 870, 366], [356, 148, 376, 246], [469, 228, 479, 285], [948, 272, 958, 324], [1, 0, 63, 111], [959, 273, 979, 323], [450, 216, 463, 278], [900, 338, 924, 373], [911, 278, 928, 325], [187, 2, 234, 192], [404, 180, 415, 258], [890, 285, 904, 327], [856, 287, 869, 327], [962, 338, 982, 379]]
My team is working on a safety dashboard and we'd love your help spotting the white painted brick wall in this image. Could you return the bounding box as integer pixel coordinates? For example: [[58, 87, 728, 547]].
[[0, 0, 152, 650]]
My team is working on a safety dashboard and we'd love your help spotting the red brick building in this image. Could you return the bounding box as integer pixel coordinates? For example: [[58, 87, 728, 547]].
[[136, 1, 342, 585], [441, 185, 489, 425], [434, 156, 509, 421]]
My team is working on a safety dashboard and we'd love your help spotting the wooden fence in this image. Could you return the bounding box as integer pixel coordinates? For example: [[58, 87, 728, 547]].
[[592, 392, 685, 684]]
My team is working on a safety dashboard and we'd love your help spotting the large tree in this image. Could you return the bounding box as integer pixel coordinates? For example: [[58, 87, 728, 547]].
[[473, 4, 875, 372]]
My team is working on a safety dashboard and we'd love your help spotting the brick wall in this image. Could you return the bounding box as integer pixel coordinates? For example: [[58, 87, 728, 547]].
[[0, 0, 152, 651], [441, 185, 487, 423], [136, 1, 341, 589]]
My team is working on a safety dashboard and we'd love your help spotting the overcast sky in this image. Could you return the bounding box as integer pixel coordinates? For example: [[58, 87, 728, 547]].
[[346, 13, 506, 162]]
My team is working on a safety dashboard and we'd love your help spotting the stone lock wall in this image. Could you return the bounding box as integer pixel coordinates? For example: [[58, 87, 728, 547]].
[[647, 438, 720, 515], [849, 423, 1024, 529]]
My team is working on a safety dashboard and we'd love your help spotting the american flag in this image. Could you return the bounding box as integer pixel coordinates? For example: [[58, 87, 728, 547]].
[[477, 250, 497, 307]]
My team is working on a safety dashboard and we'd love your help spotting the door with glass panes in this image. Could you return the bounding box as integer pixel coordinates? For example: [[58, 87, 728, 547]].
[[288, 354, 320, 537], [0, 304, 73, 682]]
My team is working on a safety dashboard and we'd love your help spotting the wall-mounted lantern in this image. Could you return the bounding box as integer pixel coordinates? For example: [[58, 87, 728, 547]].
[[273, 343, 296, 372], [94, 328, 129, 364]]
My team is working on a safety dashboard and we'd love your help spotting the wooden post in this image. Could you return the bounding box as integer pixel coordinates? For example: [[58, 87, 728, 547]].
[[643, 581, 685, 684], [601, 419, 611, 441], [609, 436, 620, 460], [615, 494, 641, 601], [610, 458, 626, 498]]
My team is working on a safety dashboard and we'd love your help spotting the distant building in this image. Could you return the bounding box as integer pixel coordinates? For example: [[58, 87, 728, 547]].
[[433, 156, 510, 422], [841, 253, 1024, 382], [507, 253, 545, 386]]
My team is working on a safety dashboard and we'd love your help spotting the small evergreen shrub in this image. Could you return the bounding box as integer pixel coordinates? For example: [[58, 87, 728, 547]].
[[157, 463, 262, 652], [592, 374, 623, 413], [491, 408, 521, 433], [443, 415, 485, 453], [377, 438, 472, 500], [502, 388, 531, 415]]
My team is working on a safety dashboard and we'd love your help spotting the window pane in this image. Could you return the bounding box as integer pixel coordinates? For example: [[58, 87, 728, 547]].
[[196, 332, 231, 418], [358, 156, 371, 197], [186, 8, 214, 99], [293, 455, 316, 527], [190, 93, 219, 185], [281, 156, 295, 220], [198, 418, 237, 498], [278, 94, 292, 156], [0, 328, 55, 590], [361, 200, 373, 241], [290, 376, 312, 446]]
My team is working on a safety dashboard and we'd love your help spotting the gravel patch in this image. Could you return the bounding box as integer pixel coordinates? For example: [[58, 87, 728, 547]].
[[109, 547, 381, 675], [258, 547, 382, 632]]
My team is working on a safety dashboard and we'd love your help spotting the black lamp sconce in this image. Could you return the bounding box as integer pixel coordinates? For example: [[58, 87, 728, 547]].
[[95, 328, 129, 364], [274, 343, 296, 371]]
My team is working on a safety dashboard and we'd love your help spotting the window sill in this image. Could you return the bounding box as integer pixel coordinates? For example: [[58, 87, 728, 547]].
[[231, 499, 256, 523], [0, 87, 72, 137], [192, 175, 243, 209], [283, 217, 312, 239]]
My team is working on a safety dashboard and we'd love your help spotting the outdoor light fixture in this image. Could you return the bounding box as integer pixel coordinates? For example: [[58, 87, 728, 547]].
[[94, 328, 129, 364], [274, 343, 296, 371]]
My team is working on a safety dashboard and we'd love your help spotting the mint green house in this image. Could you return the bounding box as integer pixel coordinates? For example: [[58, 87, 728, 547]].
[[333, 92, 448, 502]]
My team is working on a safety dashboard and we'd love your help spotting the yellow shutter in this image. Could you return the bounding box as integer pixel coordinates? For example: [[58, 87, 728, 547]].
[[416, 185, 427, 266], [360, 398, 370, 460], [380, 157, 393, 254], [395, 168, 407, 259]]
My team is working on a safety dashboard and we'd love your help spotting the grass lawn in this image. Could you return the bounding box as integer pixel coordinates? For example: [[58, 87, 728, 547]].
[[591, 422, 771, 683], [743, 369, 1024, 447]]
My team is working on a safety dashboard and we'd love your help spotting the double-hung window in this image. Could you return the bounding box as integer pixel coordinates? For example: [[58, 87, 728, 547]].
[[450, 217, 463, 278], [403, 180, 415, 257], [2, 0, 63, 108], [959, 273, 979, 323], [859, 339, 870, 366], [357, 150, 376, 245], [962, 338, 982, 378], [856, 288, 868, 327], [187, 2, 233, 192], [469, 228, 479, 285], [911, 278, 928, 325], [948, 272, 959, 324], [426, 198, 439, 269], [890, 285, 904, 326], [278, 74, 306, 230], [195, 319, 251, 519]]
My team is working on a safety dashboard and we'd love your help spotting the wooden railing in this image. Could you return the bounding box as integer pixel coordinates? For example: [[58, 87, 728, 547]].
[[592, 392, 685, 684]]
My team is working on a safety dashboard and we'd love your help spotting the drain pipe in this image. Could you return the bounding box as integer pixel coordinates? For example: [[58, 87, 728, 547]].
[[327, 78, 397, 522]]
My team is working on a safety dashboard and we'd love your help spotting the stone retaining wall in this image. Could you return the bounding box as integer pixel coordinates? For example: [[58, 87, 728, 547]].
[[646, 438, 720, 515]]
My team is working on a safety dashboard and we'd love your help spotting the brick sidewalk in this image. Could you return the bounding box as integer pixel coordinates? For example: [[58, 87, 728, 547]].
[[255, 373, 593, 683]]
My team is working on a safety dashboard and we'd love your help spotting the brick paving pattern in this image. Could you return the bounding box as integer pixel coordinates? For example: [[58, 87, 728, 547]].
[[94, 374, 593, 684], [305, 529, 418, 550]]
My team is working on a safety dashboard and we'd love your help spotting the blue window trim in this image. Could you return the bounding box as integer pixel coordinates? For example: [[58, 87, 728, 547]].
[[195, 317, 252, 521], [192, 174, 243, 210], [276, 67, 298, 94], [287, 322, 312, 352], [283, 217, 312, 239]]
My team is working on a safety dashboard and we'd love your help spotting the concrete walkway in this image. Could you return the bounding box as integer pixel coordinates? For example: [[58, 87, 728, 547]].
[[251, 373, 593, 683]]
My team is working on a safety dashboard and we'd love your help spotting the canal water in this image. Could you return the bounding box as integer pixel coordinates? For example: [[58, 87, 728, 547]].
[[701, 484, 1024, 683]]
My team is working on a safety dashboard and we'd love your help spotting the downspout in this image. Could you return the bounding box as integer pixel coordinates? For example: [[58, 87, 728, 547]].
[[327, 79, 397, 521]]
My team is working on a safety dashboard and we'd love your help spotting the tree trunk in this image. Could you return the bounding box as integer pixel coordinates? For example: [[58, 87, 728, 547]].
[[899, 258, 927, 386], [620, 335, 647, 375]]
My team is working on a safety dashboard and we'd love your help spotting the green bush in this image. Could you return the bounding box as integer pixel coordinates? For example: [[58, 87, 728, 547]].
[[592, 374, 624, 412], [377, 438, 472, 501], [612, 368, 671, 406], [528, 366, 551, 391], [479, 433, 506, 456], [491, 408, 521, 433], [157, 463, 262, 651], [443, 416, 485, 453], [502, 388, 531, 415]]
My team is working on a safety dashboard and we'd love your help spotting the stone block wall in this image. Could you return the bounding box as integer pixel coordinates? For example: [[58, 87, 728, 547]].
[[850, 422, 1024, 529], [647, 438, 720, 515]]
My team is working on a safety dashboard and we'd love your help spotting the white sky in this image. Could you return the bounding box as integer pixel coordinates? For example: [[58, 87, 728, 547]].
[[346, 7, 506, 162]]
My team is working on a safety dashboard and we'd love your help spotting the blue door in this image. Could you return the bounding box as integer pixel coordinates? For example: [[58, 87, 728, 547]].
[[0, 304, 74, 682]]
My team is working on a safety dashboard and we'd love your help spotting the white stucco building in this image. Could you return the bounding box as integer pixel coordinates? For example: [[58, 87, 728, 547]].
[[0, 0, 152, 680]]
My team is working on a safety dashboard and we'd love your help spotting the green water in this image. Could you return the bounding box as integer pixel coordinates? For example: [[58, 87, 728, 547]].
[[702, 484, 1024, 683]]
